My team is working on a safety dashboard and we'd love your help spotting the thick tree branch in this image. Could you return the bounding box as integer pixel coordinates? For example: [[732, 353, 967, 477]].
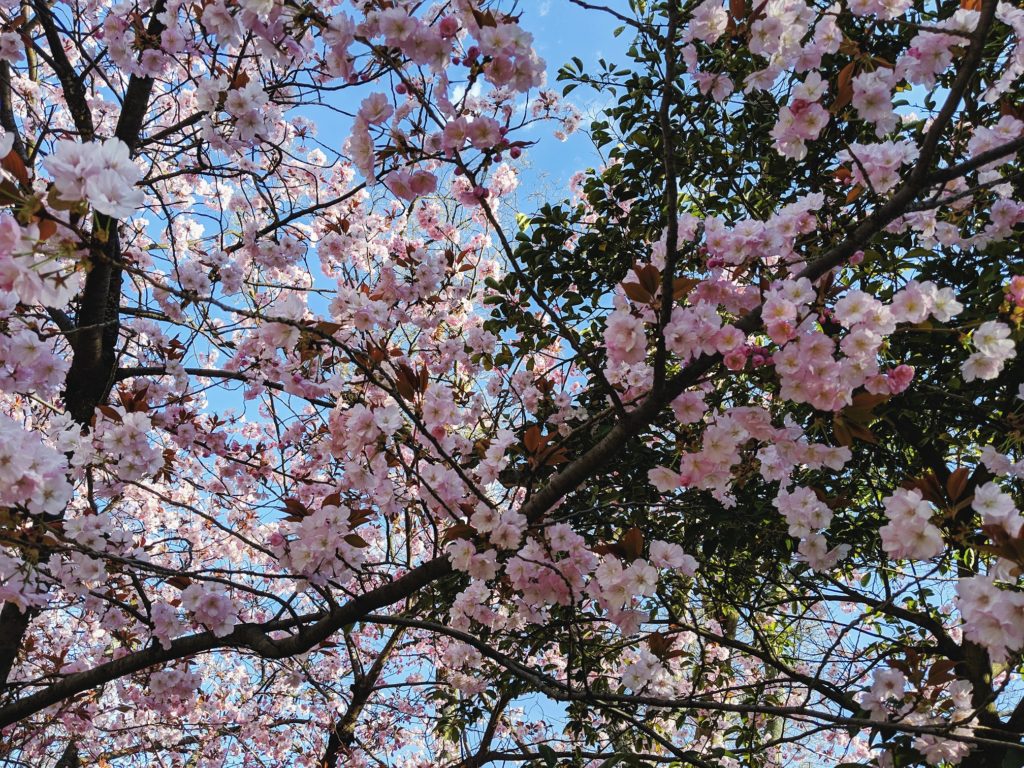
[[321, 626, 405, 767], [0, 557, 449, 727]]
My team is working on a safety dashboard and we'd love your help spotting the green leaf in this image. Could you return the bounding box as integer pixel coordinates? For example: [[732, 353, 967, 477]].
[[536, 744, 558, 767]]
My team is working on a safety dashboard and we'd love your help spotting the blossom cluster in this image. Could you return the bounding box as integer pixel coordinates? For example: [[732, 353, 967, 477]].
[[878, 488, 943, 561], [774, 486, 849, 571], [448, 523, 698, 638], [345, 6, 544, 191], [0, 413, 71, 518], [972, 481, 1023, 538], [957, 574, 1024, 663], [0, 212, 79, 308], [859, 669, 976, 765], [43, 138, 144, 219], [181, 583, 238, 638], [962, 320, 1017, 382], [91, 409, 165, 483], [651, 403, 849, 509], [271, 504, 368, 586]]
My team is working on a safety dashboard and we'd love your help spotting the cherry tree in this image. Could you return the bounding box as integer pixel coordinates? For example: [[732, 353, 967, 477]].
[[0, 0, 1022, 766]]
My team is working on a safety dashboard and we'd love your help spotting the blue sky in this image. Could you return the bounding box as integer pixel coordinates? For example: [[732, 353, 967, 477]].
[[519, 0, 632, 192]]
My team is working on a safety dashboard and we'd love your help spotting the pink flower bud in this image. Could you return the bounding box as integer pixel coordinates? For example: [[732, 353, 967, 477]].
[[439, 16, 459, 38], [723, 348, 748, 371], [887, 364, 915, 394]]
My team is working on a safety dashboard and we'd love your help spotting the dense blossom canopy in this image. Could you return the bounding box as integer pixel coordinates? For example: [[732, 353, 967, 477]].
[[0, 0, 1022, 766]]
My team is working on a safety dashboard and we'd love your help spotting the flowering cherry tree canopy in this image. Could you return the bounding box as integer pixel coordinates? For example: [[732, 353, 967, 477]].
[[0, 0, 1023, 766]]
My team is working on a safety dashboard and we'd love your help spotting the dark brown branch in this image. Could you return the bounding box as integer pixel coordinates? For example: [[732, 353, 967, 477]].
[[61, 0, 166, 425], [29, 0, 94, 140], [53, 740, 78, 768], [114, 0, 166, 151], [116, 366, 336, 409], [0, 61, 27, 162], [321, 627, 405, 767], [0, 556, 450, 728], [451, 690, 513, 768], [0, 602, 32, 689]]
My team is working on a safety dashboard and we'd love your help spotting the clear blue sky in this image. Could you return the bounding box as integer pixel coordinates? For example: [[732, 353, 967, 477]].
[[518, 0, 632, 193]]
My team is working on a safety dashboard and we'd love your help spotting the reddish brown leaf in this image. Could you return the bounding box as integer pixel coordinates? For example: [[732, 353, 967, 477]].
[[98, 405, 123, 424], [1, 150, 29, 187], [349, 509, 374, 529], [999, 100, 1024, 121], [903, 472, 944, 505], [441, 523, 476, 544], [0, 178, 23, 205], [37, 218, 57, 241], [621, 527, 644, 561], [523, 425, 543, 454], [831, 61, 857, 113], [315, 321, 343, 337], [832, 417, 853, 447], [850, 392, 890, 411], [634, 264, 661, 296], [946, 467, 970, 503], [543, 447, 569, 466], [395, 363, 417, 400], [845, 421, 878, 445], [747, 0, 770, 23], [471, 7, 497, 27], [622, 281, 654, 304], [281, 497, 309, 520], [927, 658, 959, 687], [155, 448, 175, 483], [647, 632, 673, 660], [672, 276, 699, 301], [344, 533, 368, 549]]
